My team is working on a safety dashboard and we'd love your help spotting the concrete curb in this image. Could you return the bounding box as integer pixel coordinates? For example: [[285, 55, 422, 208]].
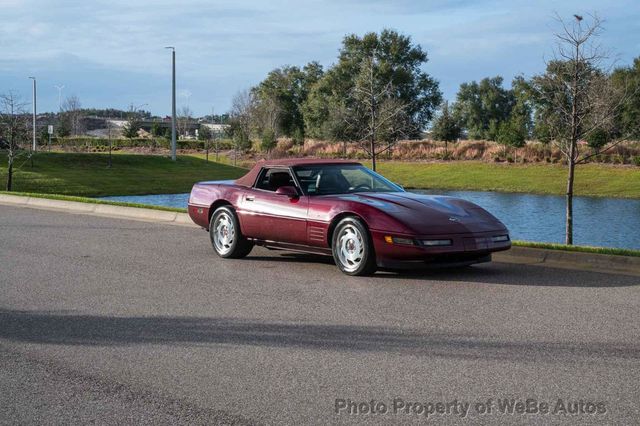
[[0, 193, 197, 228], [494, 246, 640, 277], [1, 193, 639, 276]]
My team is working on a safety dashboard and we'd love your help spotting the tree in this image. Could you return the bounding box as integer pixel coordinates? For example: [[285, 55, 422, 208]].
[[496, 116, 526, 158], [0, 92, 30, 191], [304, 29, 441, 169], [56, 113, 71, 138], [611, 57, 640, 139], [260, 129, 277, 153], [452, 76, 515, 140], [339, 54, 416, 170], [529, 14, 628, 245], [197, 125, 211, 140], [60, 95, 83, 136], [253, 62, 323, 139], [228, 89, 254, 151], [431, 101, 461, 151], [122, 105, 142, 139], [151, 122, 165, 137], [510, 75, 534, 139], [177, 106, 193, 138], [252, 96, 281, 140]]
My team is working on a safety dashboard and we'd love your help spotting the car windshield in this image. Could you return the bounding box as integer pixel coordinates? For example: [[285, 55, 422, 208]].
[[292, 164, 403, 196]]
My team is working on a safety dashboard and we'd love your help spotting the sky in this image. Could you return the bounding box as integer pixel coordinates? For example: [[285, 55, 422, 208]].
[[1, 0, 639, 117]]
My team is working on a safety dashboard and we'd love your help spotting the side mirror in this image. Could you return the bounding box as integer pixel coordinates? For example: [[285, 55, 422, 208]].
[[275, 185, 299, 198]]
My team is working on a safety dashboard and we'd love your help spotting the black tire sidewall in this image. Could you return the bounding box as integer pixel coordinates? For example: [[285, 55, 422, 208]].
[[332, 217, 376, 276]]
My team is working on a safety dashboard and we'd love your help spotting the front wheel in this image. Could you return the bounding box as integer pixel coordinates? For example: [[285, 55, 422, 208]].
[[331, 217, 377, 276], [209, 206, 253, 258]]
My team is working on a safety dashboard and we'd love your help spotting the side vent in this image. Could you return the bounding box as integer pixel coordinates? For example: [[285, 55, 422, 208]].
[[308, 226, 325, 243]]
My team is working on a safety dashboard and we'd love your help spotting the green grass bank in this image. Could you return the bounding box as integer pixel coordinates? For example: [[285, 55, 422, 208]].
[[0, 153, 639, 198], [374, 161, 640, 199], [0, 152, 246, 197]]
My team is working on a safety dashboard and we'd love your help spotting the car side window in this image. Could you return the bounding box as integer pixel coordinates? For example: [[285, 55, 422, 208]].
[[255, 168, 296, 192]]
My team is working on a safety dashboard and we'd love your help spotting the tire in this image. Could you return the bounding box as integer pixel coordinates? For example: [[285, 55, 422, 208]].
[[209, 206, 253, 259], [331, 217, 377, 276]]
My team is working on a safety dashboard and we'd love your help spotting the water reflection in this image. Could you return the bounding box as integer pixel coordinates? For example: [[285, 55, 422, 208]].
[[99, 191, 640, 250]]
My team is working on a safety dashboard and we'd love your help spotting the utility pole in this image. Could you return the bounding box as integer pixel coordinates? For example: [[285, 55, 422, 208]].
[[28, 77, 37, 152], [165, 46, 177, 161]]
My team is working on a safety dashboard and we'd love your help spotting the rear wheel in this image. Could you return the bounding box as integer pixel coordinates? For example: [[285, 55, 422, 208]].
[[331, 217, 377, 276], [209, 206, 253, 258]]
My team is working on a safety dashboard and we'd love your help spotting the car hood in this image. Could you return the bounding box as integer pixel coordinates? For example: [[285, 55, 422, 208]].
[[332, 191, 508, 235]]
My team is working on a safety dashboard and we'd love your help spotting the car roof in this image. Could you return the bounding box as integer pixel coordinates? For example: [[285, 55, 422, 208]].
[[234, 158, 362, 187]]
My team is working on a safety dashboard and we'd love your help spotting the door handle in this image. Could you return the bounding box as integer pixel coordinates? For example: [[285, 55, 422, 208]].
[[246, 196, 255, 201]]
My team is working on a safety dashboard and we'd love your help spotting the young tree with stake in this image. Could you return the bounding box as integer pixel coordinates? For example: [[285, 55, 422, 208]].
[[530, 14, 632, 245], [0, 93, 31, 191]]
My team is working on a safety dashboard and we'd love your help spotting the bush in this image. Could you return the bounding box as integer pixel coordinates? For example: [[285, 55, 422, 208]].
[[291, 128, 305, 146], [260, 129, 277, 152], [633, 156, 640, 166], [587, 128, 609, 150], [612, 154, 625, 164]]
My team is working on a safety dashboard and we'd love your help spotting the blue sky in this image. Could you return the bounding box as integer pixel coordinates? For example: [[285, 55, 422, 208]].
[[1, 0, 638, 116]]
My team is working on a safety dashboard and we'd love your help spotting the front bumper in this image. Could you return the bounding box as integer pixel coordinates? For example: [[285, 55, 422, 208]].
[[371, 229, 511, 268]]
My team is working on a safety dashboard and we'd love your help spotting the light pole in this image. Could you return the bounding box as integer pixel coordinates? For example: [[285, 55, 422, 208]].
[[107, 119, 112, 168], [54, 85, 64, 111], [165, 46, 177, 161], [28, 77, 37, 152]]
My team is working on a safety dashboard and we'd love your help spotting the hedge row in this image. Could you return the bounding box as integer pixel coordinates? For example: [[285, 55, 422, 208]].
[[45, 137, 236, 150]]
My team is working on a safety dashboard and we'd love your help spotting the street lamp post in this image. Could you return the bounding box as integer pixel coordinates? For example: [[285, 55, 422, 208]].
[[54, 85, 64, 111], [107, 120, 112, 168], [28, 77, 37, 152], [165, 46, 177, 161]]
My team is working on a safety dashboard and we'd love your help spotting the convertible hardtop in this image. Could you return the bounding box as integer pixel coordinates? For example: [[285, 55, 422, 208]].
[[234, 158, 361, 187]]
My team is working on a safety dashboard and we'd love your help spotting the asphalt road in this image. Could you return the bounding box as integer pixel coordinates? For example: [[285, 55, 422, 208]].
[[1, 205, 639, 425]]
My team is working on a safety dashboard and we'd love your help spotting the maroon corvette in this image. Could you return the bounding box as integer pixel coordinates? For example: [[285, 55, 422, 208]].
[[188, 159, 510, 275]]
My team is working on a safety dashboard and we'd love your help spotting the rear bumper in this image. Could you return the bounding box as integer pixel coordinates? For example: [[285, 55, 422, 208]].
[[188, 204, 211, 229], [370, 229, 511, 268]]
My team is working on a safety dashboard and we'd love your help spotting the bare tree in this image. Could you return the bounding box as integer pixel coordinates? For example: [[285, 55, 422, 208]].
[[253, 96, 282, 138], [0, 92, 31, 191], [177, 105, 193, 139], [530, 14, 631, 245], [228, 89, 255, 152], [340, 53, 414, 171], [61, 95, 83, 136]]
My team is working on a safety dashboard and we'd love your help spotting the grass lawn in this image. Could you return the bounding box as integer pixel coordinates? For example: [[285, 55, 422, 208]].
[[1, 152, 639, 198], [512, 240, 640, 257], [0, 152, 246, 197], [373, 161, 640, 199]]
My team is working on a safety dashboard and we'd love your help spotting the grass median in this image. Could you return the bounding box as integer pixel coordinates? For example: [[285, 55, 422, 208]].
[[374, 161, 640, 199], [0, 152, 246, 197]]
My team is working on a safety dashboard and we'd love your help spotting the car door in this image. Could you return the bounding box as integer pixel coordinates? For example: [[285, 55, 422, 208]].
[[238, 167, 309, 244]]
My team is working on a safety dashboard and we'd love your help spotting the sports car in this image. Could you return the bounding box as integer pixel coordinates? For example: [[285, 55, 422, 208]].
[[188, 159, 511, 275]]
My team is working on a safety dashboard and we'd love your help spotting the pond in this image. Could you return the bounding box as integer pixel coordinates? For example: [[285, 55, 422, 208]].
[[99, 190, 640, 250]]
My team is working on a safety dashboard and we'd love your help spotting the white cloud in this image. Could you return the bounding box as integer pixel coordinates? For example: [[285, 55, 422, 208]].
[[1, 0, 638, 114]]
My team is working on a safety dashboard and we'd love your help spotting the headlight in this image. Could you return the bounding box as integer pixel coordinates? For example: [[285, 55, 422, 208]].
[[491, 235, 510, 243], [420, 239, 452, 247]]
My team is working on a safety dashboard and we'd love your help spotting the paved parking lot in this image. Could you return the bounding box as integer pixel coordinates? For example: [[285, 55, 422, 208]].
[[1, 205, 639, 424]]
